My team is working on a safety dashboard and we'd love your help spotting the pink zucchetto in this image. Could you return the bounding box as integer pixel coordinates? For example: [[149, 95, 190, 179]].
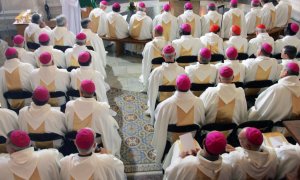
[[75, 128, 95, 150], [39, 52, 52, 65], [180, 23, 191, 33], [112, 2, 120, 9], [163, 45, 175, 54], [176, 74, 191, 91], [100, 0, 108, 6], [154, 25, 163, 34], [286, 62, 300, 73], [290, 23, 299, 33], [33, 86, 50, 102], [81, 80, 96, 94], [184, 2, 193, 10], [76, 32, 87, 40], [230, 0, 238, 5], [163, 3, 171, 11], [10, 130, 31, 148], [256, 24, 266, 30], [208, 3, 216, 8], [245, 127, 263, 146], [38, 33, 50, 43], [13, 35, 24, 45], [78, 51, 91, 64], [251, 0, 260, 5], [261, 43, 273, 54], [226, 47, 238, 59], [219, 66, 234, 78], [200, 48, 211, 59], [205, 131, 227, 156], [5, 47, 17, 58], [138, 2, 146, 8]]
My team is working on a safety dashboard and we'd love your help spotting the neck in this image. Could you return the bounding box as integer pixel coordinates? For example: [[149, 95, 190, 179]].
[[78, 152, 93, 157], [200, 150, 219, 161]]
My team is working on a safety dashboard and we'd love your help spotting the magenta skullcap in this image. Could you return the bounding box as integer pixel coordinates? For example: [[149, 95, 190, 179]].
[[286, 62, 300, 73], [290, 23, 299, 33], [261, 43, 273, 54], [219, 66, 234, 78], [251, 0, 260, 5], [208, 3, 216, 8], [81, 80, 96, 94], [75, 128, 95, 150], [226, 47, 238, 59], [138, 2, 146, 8], [100, 0, 108, 6], [205, 131, 227, 156], [180, 23, 191, 33], [10, 130, 30, 148], [39, 52, 52, 65], [163, 45, 175, 54], [184, 2, 193, 10], [78, 51, 91, 64], [112, 2, 120, 9], [13, 35, 24, 45], [5, 47, 17, 58], [76, 32, 87, 40], [163, 3, 171, 11], [176, 74, 191, 91], [154, 25, 163, 34], [200, 48, 211, 59], [38, 33, 50, 43], [33, 86, 50, 102], [231, 0, 238, 5], [245, 127, 263, 146]]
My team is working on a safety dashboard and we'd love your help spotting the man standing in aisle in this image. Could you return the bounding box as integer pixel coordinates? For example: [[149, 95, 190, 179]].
[[60, 0, 81, 35]]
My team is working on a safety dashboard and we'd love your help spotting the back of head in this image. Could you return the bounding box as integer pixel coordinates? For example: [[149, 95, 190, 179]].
[[256, 24, 266, 34], [78, 51, 92, 66], [259, 43, 272, 57], [38, 33, 50, 46], [184, 2, 193, 11], [239, 127, 263, 151], [283, 45, 297, 59], [56, 14, 67, 27], [180, 23, 191, 36], [32, 86, 50, 106], [210, 24, 220, 34], [231, 25, 241, 36], [39, 51, 53, 66], [285, 23, 299, 36], [162, 45, 176, 62], [163, 3, 171, 12], [80, 80, 96, 98], [5, 47, 18, 60], [13, 35, 25, 48], [75, 128, 95, 154], [31, 13, 41, 24], [137, 2, 146, 12], [81, 18, 90, 29], [226, 47, 238, 60], [285, 62, 300, 76], [176, 74, 191, 92], [76, 32, 87, 46], [204, 131, 227, 157], [219, 66, 234, 83], [230, 0, 238, 8], [207, 3, 216, 11], [154, 25, 163, 37], [251, 0, 261, 7], [112, 3, 121, 12], [199, 48, 211, 64], [6, 130, 31, 154]]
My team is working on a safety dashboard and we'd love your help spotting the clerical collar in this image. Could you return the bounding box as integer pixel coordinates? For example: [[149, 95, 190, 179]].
[[78, 152, 93, 157]]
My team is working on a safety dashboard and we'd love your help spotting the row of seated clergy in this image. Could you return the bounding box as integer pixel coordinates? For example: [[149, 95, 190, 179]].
[[163, 128, 300, 180], [0, 47, 109, 110], [0, 80, 121, 157], [0, 129, 125, 180]]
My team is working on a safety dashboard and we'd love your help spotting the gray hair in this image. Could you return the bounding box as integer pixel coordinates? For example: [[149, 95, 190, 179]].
[[56, 15, 67, 27]]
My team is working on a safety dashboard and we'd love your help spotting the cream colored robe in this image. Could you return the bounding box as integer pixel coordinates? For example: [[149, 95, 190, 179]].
[[245, 7, 263, 35], [172, 35, 204, 59], [129, 11, 152, 40], [153, 12, 179, 42], [201, 10, 222, 36], [24, 23, 52, 47], [34, 45, 66, 68], [178, 10, 202, 38], [105, 11, 129, 39], [14, 47, 37, 67], [261, 2, 277, 30], [50, 26, 76, 46], [200, 33, 224, 55], [89, 8, 107, 36], [275, 0, 292, 28], [223, 36, 248, 54], [185, 63, 218, 85], [275, 35, 300, 54], [247, 33, 275, 56], [216, 60, 246, 83], [0, 108, 18, 138], [221, 8, 247, 38]]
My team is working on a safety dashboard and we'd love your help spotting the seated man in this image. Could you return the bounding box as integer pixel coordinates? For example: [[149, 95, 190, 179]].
[[245, 0, 262, 35], [261, 0, 276, 30], [140, 25, 167, 89], [34, 33, 66, 68], [223, 127, 277, 180], [201, 3, 222, 36], [105, 3, 129, 39], [185, 48, 218, 96], [275, 23, 300, 54], [243, 43, 278, 83], [200, 25, 224, 55], [279, 46, 300, 75], [30, 52, 70, 107], [248, 24, 275, 57], [223, 25, 248, 54], [164, 131, 232, 180], [275, 0, 292, 28], [200, 66, 247, 125], [0, 130, 61, 179], [65, 80, 121, 157], [70, 51, 109, 103], [0, 48, 34, 109], [249, 62, 300, 121], [153, 3, 178, 42], [172, 23, 204, 59], [129, 2, 152, 40], [0, 108, 18, 153], [177, 2, 202, 38], [60, 128, 125, 180], [65, 32, 106, 76], [147, 45, 185, 119], [13, 35, 36, 67], [18, 86, 67, 149], [152, 74, 205, 163], [88, 0, 108, 36], [50, 15, 75, 46]]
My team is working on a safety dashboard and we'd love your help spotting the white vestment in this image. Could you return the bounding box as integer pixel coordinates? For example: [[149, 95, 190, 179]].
[[216, 60, 246, 83], [275, 35, 300, 54], [24, 23, 52, 46], [153, 12, 178, 42], [185, 63, 218, 84], [18, 103, 67, 148], [247, 33, 275, 56], [129, 11, 152, 40], [70, 66, 109, 103], [105, 12, 129, 39], [0, 59, 34, 108], [0, 109, 18, 138], [147, 62, 185, 119], [223, 36, 248, 54], [14, 47, 37, 67], [33, 45, 66, 68], [221, 8, 247, 38], [0, 39, 8, 66], [200, 83, 248, 125], [245, 7, 263, 35], [178, 10, 202, 38], [0, 148, 61, 180], [248, 76, 300, 122], [278, 59, 300, 78], [222, 146, 277, 180], [60, 0, 81, 35], [65, 97, 121, 157], [89, 8, 107, 36], [172, 35, 204, 59], [50, 26, 76, 46], [200, 33, 224, 55], [60, 153, 125, 180], [152, 91, 205, 162], [242, 56, 278, 82], [261, 2, 277, 30], [275, 0, 292, 28], [140, 36, 167, 87], [201, 11, 222, 36]]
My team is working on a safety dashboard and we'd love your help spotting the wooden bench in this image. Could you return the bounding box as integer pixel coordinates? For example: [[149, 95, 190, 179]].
[[247, 27, 285, 41], [100, 36, 151, 57]]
